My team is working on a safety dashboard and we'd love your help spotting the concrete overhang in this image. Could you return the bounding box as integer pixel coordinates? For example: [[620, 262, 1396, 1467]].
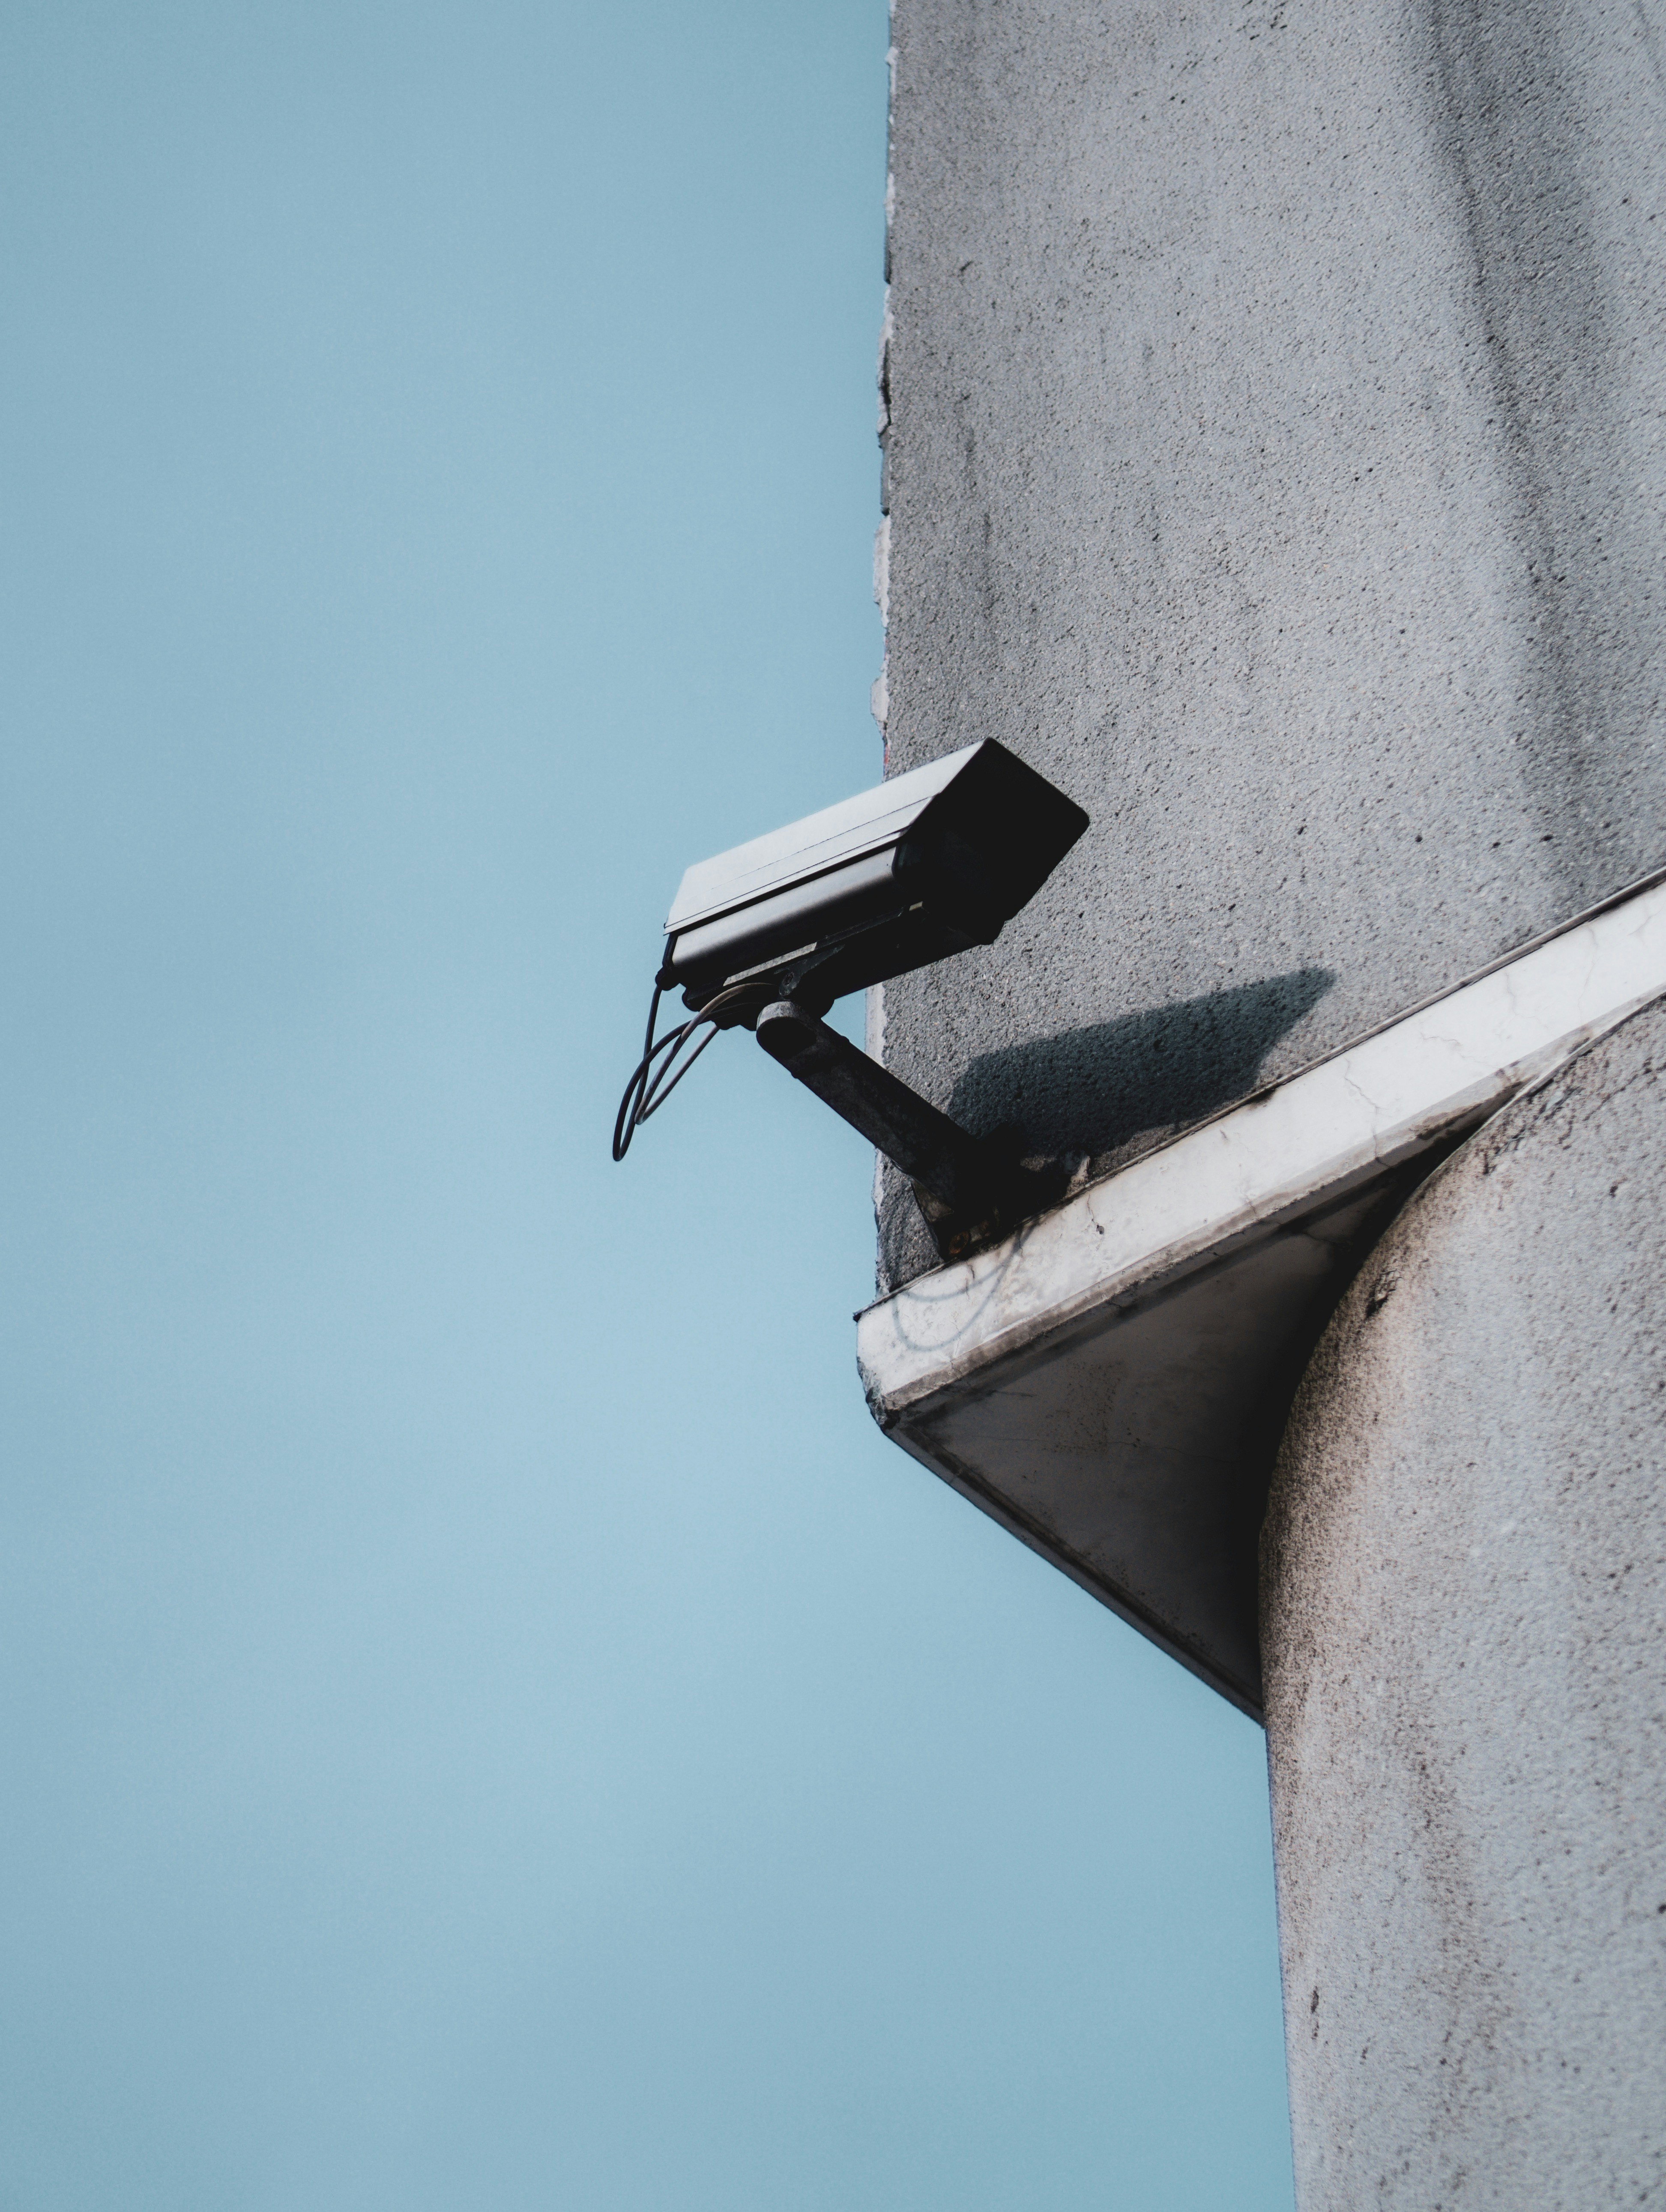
[[857, 875, 1666, 1719]]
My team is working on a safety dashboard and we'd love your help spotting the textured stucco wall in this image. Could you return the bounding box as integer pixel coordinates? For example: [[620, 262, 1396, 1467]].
[[1261, 998, 1666, 2209], [876, 0, 1666, 1289]]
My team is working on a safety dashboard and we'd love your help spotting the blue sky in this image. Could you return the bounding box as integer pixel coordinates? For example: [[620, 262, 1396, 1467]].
[[0, 3, 1294, 2204]]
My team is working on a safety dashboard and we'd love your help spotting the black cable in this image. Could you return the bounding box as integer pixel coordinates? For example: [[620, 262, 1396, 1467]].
[[612, 978, 756, 1161], [612, 984, 683, 1161], [636, 1017, 718, 1120]]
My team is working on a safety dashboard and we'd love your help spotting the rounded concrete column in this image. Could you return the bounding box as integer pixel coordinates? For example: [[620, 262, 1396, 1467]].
[[1262, 996, 1666, 2210]]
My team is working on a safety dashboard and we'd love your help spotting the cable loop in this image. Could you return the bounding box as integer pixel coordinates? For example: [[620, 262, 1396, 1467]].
[[612, 979, 755, 1160]]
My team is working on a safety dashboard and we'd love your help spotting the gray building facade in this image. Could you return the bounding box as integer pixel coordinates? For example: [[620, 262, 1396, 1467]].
[[862, 0, 1666, 2197]]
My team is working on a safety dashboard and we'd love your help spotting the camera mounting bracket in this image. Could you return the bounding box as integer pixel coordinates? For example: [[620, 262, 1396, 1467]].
[[754, 999, 1067, 1262]]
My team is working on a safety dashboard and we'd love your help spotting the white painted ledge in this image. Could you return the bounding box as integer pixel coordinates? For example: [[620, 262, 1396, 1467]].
[[857, 875, 1666, 1715]]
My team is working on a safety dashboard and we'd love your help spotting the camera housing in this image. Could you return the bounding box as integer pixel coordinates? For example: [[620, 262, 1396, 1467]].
[[660, 739, 1089, 1022]]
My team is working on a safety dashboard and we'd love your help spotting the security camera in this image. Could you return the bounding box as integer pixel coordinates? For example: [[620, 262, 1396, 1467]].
[[659, 738, 1088, 1021], [615, 740, 1089, 1261]]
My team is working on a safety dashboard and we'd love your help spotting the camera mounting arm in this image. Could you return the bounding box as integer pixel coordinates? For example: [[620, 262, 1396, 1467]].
[[754, 1000, 1064, 1262]]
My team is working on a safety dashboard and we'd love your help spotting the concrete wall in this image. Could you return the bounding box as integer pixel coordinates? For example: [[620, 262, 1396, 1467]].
[[1260, 997, 1666, 2209], [876, 0, 1666, 1291]]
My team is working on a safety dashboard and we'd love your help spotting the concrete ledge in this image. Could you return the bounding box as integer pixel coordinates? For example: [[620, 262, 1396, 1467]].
[[856, 874, 1666, 1716]]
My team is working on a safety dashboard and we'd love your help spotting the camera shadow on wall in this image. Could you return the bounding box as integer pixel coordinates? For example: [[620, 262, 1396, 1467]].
[[873, 967, 1337, 1291], [949, 966, 1337, 1179]]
